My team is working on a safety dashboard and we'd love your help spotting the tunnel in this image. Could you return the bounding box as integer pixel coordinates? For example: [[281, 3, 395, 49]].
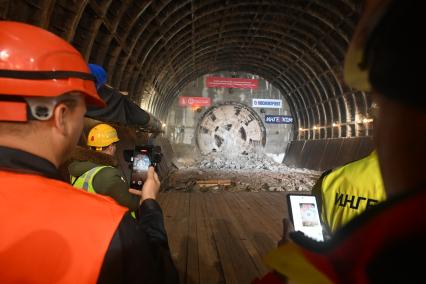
[[0, 0, 372, 170], [0, 0, 374, 282]]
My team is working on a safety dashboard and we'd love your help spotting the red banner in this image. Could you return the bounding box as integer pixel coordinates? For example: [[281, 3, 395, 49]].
[[206, 76, 258, 89], [179, 96, 212, 107]]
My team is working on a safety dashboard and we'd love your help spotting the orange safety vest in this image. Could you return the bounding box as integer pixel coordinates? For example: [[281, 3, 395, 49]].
[[0, 170, 127, 283]]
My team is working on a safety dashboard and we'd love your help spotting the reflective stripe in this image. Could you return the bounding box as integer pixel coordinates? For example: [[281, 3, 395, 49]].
[[82, 167, 103, 191], [71, 166, 110, 194], [71, 166, 138, 219]]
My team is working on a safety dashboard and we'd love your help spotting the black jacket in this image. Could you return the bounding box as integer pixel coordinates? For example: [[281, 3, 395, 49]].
[[0, 146, 179, 284]]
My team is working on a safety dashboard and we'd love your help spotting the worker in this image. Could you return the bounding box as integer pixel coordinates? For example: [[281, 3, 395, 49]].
[[254, 0, 426, 283], [69, 123, 140, 212], [88, 63, 107, 90], [312, 150, 386, 233], [0, 21, 178, 283]]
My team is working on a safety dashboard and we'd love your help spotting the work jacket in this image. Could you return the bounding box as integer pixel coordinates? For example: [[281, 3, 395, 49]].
[[0, 146, 178, 284], [312, 151, 386, 233], [71, 164, 138, 219], [68, 147, 139, 211]]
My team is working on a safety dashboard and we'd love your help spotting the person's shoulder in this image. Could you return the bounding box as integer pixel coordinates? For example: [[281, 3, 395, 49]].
[[38, 176, 126, 208], [68, 160, 99, 176], [96, 166, 122, 178], [341, 151, 380, 177], [326, 151, 377, 179], [319, 168, 332, 179], [93, 166, 127, 190]]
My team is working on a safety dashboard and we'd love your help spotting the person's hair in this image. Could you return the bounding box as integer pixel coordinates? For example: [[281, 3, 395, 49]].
[[90, 146, 108, 152], [89, 143, 115, 152], [363, 0, 424, 109], [60, 98, 79, 110]]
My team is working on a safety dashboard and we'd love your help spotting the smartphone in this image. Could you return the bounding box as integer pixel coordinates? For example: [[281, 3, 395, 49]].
[[287, 194, 324, 242], [130, 148, 151, 189]]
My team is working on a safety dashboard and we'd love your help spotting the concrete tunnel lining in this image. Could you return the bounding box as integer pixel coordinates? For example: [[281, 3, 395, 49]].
[[0, 0, 374, 169], [0, 0, 369, 140]]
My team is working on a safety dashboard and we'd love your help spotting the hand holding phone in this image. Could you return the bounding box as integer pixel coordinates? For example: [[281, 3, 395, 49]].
[[140, 166, 160, 203], [130, 149, 152, 190]]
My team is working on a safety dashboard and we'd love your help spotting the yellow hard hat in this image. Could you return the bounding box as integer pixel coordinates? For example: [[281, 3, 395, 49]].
[[344, 0, 392, 91], [87, 124, 119, 149]]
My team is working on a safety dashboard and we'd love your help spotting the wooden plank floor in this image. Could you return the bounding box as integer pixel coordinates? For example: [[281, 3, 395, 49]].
[[157, 192, 288, 284]]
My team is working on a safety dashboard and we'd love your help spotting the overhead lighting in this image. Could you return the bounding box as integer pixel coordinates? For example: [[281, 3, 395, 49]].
[[313, 126, 318, 130], [162, 123, 166, 128], [332, 123, 339, 127]]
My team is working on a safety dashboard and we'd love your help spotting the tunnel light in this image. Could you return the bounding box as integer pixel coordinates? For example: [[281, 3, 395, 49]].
[[313, 126, 318, 130], [162, 123, 167, 128], [363, 118, 373, 123], [332, 123, 339, 127], [299, 127, 304, 131]]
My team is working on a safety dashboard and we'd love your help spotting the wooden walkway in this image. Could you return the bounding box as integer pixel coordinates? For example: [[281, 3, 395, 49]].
[[157, 192, 288, 284]]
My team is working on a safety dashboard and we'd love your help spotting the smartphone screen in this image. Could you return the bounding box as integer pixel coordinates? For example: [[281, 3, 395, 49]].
[[287, 194, 324, 242], [130, 149, 151, 189]]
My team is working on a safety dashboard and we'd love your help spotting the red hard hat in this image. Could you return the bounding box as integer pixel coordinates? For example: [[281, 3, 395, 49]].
[[0, 21, 105, 107]]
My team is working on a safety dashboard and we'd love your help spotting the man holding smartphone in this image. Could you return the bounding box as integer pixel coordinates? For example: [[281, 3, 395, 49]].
[[69, 123, 142, 212], [0, 22, 178, 283]]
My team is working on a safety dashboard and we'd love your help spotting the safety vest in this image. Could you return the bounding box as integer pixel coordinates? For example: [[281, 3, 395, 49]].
[[0, 170, 127, 283], [320, 151, 386, 232], [71, 166, 110, 193], [71, 166, 137, 219]]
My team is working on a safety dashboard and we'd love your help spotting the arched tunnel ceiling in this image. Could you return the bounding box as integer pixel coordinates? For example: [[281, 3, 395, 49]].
[[0, 0, 370, 139]]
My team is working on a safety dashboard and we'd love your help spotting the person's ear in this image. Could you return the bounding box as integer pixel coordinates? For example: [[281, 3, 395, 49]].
[[105, 144, 113, 154], [52, 103, 71, 137]]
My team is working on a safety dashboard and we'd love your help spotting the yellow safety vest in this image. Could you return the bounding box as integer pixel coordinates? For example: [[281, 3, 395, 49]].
[[71, 166, 137, 219], [320, 151, 386, 232], [71, 166, 110, 194]]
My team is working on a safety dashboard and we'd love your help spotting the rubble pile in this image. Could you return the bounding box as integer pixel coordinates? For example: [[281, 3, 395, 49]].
[[166, 152, 320, 193], [195, 152, 307, 172]]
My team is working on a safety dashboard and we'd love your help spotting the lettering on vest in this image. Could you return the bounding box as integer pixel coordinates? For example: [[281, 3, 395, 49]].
[[335, 192, 378, 210]]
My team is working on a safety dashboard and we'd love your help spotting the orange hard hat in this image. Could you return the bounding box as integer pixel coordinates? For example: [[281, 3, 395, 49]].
[[0, 21, 105, 107]]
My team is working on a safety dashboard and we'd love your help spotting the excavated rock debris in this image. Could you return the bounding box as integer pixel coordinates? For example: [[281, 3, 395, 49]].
[[165, 153, 320, 193]]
